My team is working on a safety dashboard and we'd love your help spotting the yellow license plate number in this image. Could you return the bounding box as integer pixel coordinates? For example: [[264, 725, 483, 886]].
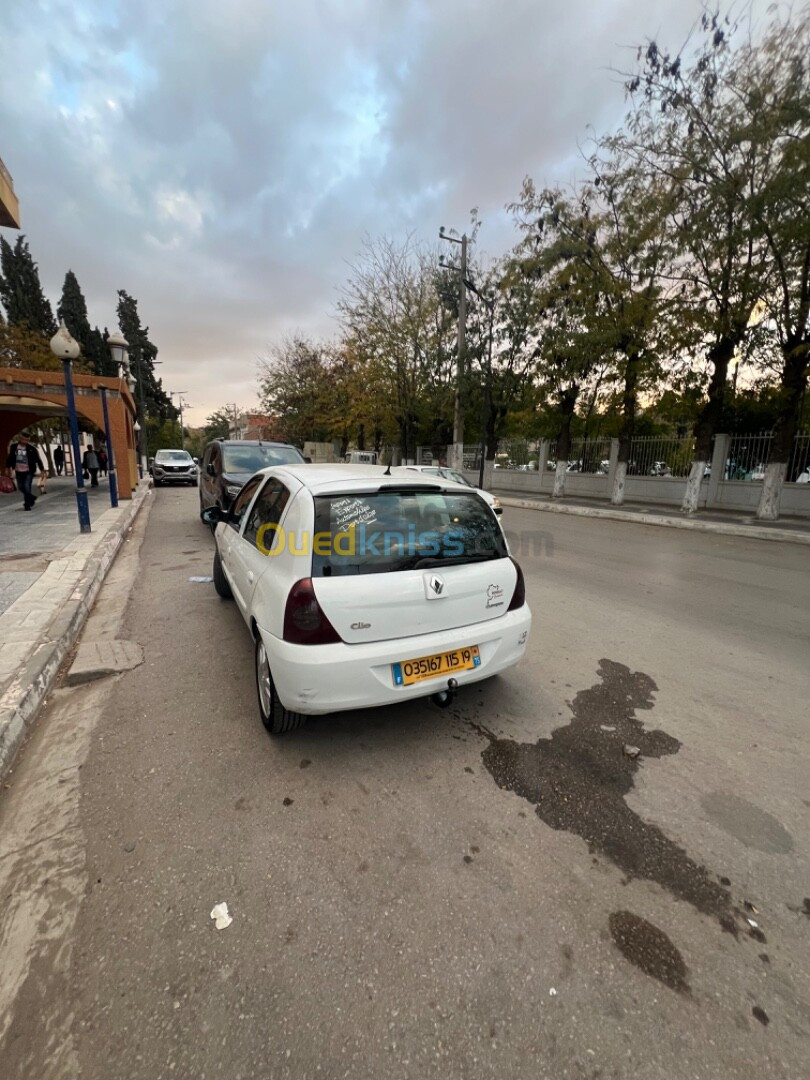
[[393, 645, 480, 687]]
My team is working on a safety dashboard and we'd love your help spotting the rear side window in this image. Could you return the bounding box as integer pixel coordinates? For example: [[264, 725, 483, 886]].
[[243, 478, 291, 550], [311, 490, 506, 577]]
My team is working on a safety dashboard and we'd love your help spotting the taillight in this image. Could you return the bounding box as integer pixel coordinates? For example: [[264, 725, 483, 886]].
[[507, 558, 526, 611], [283, 578, 342, 645]]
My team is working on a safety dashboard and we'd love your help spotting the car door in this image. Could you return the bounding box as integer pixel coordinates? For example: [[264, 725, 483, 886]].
[[228, 476, 293, 619], [218, 476, 264, 613]]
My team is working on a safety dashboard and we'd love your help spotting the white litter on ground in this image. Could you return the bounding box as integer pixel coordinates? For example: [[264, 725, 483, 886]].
[[210, 902, 233, 929], [189, 576, 214, 583]]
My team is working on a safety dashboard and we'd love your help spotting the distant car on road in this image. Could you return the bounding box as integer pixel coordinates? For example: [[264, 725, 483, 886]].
[[397, 464, 502, 515], [649, 461, 673, 477], [200, 464, 530, 733], [152, 449, 198, 487], [794, 466, 810, 483], [199, 439, 305, 514]]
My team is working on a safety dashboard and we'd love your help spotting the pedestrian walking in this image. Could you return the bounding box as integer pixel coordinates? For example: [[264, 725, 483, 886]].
[[54, 445, 64, 475], [83, 446, 100, 487], [5, 431, 39, 510], [98, 447, 108, 477]]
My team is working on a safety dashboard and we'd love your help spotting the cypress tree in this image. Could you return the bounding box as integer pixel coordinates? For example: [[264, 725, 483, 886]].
[[117, 290, 176, 420], [0, 235, 56, 335]]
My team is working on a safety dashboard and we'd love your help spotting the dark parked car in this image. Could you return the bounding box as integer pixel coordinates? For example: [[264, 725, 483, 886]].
[[152, 448, 198, 486], [198, 439, 305, 513]]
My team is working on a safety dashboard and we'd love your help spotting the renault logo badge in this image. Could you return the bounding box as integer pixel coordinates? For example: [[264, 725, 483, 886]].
[[430, 575, 444, 595]]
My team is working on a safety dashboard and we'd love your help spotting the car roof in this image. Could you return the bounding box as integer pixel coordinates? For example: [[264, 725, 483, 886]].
[[254, 463, 470, 495], [208, 439, 298, 448]]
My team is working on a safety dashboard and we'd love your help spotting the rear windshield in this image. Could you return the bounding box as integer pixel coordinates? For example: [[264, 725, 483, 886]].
[[311, 489, 506, 577], [222, 444, 303, 472]]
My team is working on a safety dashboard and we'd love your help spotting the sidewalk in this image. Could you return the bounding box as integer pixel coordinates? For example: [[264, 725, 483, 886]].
[[493, 486, 810, 545], [0, 475, 152, 779]]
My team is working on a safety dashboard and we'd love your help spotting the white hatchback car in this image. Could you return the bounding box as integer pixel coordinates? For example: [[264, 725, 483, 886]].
[[201, 465, 531, 733]]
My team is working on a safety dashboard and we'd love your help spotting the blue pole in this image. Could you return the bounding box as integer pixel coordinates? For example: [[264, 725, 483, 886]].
[[99, 386, 118, 508], [62, 358, 91, 533]]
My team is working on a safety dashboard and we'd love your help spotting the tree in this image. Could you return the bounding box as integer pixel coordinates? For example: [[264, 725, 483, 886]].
[[258, 336, 335, 447], [0, 235, 57, 336], [739, 11, 810, 517], [0, 321, 60, 370], [57, 271, 115, 375], [116, 290, 175, 422], [337, 235, 453, 462], [621, 11, 775, 513]]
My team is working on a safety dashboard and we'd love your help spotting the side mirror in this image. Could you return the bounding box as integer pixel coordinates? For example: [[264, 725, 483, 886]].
[[303, 456, 312, 463], [206, 463, 216, 477], [201, 506, 227, 526]]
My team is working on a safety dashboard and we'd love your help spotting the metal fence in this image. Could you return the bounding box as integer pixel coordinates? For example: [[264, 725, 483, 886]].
[[626, 435, 695, 478], [726, 431, 810, 481], [565, 438, 613, 474]]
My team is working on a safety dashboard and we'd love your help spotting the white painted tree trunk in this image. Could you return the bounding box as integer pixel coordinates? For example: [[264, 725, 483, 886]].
[[756, 462, 786, 520], [610, 461, 627, 505], [681, 460, 707, 514], [552, 461, 567, 498]]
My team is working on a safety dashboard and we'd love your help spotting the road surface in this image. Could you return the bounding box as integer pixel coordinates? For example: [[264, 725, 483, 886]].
[[1, 489, 808, 1079]]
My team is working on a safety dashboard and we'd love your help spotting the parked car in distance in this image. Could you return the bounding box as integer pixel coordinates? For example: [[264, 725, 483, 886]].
[[796, 466, 810, 483], [200, 464, 530, 733], [397, 464, 502, 515], [344, 450, 377, 464], [152, 448, 198, 487], [750, 463, 767, 481], [199, 439, 305, 513]]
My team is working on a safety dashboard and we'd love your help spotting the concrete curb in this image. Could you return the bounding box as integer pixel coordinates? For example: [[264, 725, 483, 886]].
[[0, 485, 152, 781], [498, 496, 810, 546]]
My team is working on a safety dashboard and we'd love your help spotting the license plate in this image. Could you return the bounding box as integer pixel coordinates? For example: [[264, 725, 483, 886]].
[[392, 645, 480, 687]]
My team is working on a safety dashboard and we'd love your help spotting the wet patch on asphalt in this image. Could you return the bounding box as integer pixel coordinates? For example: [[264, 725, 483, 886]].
[[700, 792, 794, 854], [473, 659, 734, 926], [609, 911, 689, 992]]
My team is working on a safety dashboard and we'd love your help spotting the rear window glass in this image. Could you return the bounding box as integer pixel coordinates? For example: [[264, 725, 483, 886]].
[[222, 445, 303, 472], [311, 489, 506, 577]]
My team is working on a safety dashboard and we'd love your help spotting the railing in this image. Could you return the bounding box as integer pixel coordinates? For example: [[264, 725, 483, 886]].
[[627, 435, 695, 477], [726, 433, 773, 480], [565, 437, 613, 474], [788, 432, 809, 482]]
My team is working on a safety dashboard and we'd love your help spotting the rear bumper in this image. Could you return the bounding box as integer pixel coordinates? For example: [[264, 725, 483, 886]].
[[256, 607, 531, 715]]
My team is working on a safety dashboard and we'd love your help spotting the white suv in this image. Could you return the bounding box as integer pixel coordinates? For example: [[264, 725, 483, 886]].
[[201, 465, 531, 733]]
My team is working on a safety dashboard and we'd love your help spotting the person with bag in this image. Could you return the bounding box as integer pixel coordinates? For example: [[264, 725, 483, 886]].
[[54, 445, 64, 475], [5, 431, 39, 510], [82, 446, 100, 487]]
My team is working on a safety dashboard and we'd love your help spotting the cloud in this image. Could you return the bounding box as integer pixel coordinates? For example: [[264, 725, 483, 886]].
[[0, 0, 779, 422]]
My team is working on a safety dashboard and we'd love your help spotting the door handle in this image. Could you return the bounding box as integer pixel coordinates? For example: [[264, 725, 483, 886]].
[[247, 571, 255, 584]]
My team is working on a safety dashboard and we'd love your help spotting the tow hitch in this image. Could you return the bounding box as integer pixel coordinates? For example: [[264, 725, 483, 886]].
[[430, 677, 459, 709]]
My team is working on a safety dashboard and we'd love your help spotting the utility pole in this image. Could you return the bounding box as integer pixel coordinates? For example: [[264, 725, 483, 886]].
[[170, 391, 188, 449], [439, 227, 468, 471]]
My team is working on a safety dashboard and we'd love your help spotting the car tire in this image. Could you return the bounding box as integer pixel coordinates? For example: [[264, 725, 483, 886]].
[[255, 637, 306, 735], [213, 550, 232, 599], [153, 478, 162, 487]]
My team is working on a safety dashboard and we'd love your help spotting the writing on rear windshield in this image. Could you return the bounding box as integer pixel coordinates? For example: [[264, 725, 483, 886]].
[[332, 497, 378, 528]]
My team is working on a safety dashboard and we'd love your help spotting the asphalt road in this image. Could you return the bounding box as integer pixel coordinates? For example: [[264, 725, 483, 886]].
[[1, 488, 808, 1080]]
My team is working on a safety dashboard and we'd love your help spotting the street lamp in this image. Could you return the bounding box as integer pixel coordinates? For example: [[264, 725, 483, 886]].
[[100, 331, 129, 509], [50, 320, 91, 533]]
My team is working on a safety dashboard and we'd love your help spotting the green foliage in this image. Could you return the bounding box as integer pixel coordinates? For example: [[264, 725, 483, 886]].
[[0, 235, 57, 336], [117, 290, 176, 423]]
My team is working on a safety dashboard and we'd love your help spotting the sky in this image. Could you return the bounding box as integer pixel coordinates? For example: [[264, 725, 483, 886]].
[[0, 0, 777, 425]]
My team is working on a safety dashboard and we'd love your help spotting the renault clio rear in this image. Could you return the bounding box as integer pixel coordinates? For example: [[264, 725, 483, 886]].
[[201, 465, 531, 733]]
